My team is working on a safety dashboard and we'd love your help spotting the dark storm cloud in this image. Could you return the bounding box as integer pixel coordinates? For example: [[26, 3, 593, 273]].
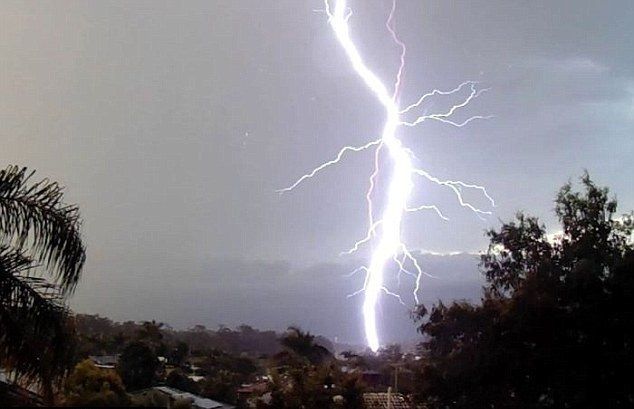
[[1, 0, 632, 344]]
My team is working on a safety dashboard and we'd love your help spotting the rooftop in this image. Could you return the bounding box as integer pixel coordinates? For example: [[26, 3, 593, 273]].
[[88, 354, 119, 368], [363, 392, 411, 409], [154, 386, 235, 409]]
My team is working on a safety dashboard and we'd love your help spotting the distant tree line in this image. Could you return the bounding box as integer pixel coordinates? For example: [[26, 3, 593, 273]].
[[73, 315, 336, 359]]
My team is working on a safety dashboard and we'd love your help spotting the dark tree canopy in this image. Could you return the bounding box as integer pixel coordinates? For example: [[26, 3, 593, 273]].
[[280, 326, 333, 366], [117, 341, 159, 391], [413, 174, 633, 409], [166, 369, 200, 395]]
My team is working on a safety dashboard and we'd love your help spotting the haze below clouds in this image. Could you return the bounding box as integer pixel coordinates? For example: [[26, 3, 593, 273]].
[[1, 0, 632, 344]]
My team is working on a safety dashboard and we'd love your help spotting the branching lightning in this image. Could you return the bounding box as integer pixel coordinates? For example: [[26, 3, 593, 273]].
[[279, 0, 494, 352]]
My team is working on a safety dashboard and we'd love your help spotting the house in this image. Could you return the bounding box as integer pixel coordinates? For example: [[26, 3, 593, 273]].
[[152, 386, 235, 409], [236, 381, 270, 407], [236, 381, 268, 397], [88, 354, 119, 369], [362, 392, 411, 409]]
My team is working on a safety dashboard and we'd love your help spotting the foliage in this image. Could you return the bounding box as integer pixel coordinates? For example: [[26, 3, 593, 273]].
[[166, 369, 200, 394], [0, 165, 85, 290], [0, 165, 86, 400], [413, 174, 634, 408], [117, 341, 159, 391], [190, 346, 258, 404], [137, 320, 164, 345], [169, 341, 190, 366], [280, 326, 333, 365], [264, 370, 287, 409], [129, 389, 169, 408], [269, 364, 341, 409], [74, 315, 285, 359], [201, 348, 257, 377], [172, 397, 193, 409], [339, 374, 365, 409], [181, 324, 282, 356], [63, 359, 129, 406], [201, 369, 241, 403]]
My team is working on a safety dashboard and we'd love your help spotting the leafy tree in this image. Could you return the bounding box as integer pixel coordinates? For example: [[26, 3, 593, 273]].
[[166, 369, 199, 394], [280, 326, 332, 365], [210, 349, 254, 374], [0, 165, 86, 402], [413, 174, 633, 408], [271, 364, 341, 409], [197, 349, 258, 404], [264, 370, 287, 409], [201, 369, 240, 403], [137, 320, 164, 344], [64, 359, 129, 406], [339, 374, 365, 409], [169, 341, 190, 366], [136, 320, 168, 357], [117, 341, 159, 391]]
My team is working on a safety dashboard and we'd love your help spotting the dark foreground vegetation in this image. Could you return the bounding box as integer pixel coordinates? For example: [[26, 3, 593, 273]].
[[412, 173, 633, 408], [1, 166, 632, 408]]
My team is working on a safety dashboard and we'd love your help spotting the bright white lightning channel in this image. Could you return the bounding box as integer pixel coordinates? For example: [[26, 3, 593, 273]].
[[279, 0, 494, 352]]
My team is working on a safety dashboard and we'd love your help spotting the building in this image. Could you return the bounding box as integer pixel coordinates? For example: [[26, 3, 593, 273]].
[[88, 354, 119, 369], [150, 386, 234, 409], [362, 391, 411, 409], [236, 381, 270, 407]]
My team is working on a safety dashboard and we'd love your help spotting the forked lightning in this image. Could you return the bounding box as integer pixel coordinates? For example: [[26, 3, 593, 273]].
[[279, 0, 494, 352]]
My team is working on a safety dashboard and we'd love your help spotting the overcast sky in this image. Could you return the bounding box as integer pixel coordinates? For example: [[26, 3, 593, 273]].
[[2, 0, 633, 345]]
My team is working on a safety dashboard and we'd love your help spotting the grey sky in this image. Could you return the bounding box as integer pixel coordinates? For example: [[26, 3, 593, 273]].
[[1, 0, 632, 344]]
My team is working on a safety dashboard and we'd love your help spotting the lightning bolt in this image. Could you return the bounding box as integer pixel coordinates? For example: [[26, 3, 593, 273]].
[[279, 0, 494, 352]]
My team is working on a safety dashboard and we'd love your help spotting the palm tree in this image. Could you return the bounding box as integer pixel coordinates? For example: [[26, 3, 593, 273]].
[[0, 165, 86, 401]]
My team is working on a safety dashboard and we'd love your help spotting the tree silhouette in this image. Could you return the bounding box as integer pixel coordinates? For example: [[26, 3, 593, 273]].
[[117, 341, 159, 391], [280, 326, 332, 365], [166, 369, 199, 394], [413, 174, 633, 408], [137, 320, 164, 344], [0, 165, 86, 401]]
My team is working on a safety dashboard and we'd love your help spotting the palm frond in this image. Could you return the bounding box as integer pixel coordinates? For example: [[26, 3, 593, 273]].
[[0, 245, 75, 385], [0, 165, 86, 293]]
